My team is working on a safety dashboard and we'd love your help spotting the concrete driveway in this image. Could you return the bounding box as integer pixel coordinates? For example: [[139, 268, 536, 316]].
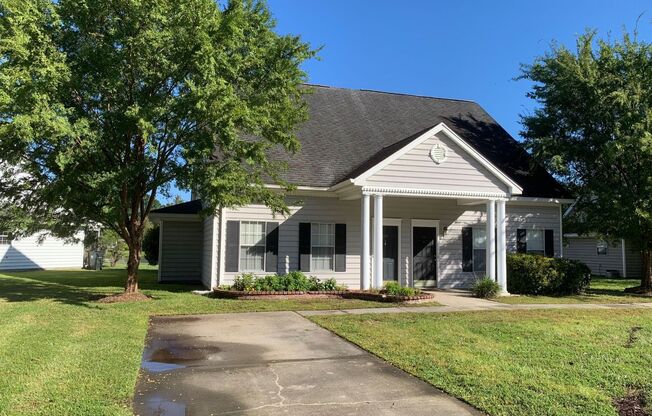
[[133, 311, 482, 415]]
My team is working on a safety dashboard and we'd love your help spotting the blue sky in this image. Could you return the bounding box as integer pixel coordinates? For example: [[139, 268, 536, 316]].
[[170, 0, 651, 203]]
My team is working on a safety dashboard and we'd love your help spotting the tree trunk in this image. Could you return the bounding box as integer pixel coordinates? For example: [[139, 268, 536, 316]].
[[641, 248, 652, 292], [125, 242, 141, 293]]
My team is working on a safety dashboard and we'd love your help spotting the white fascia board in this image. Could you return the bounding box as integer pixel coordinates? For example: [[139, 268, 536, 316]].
[[509, 196, 575, 206], [351, 122, 523, 195]]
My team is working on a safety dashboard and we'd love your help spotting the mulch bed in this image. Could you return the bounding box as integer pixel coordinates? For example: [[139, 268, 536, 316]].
[[212, 288, 434, 303], [614, 389, 648, 416], [96, 292, 152, 303]]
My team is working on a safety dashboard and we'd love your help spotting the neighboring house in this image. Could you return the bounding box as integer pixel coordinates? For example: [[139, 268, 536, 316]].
[[0, 231, 84, 271], [564, 234, 642, 278], [150, 85, 572, 292]]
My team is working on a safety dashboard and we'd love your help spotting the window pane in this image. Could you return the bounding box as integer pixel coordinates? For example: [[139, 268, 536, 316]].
[[473, 249, 486, 271], [473, 228, 486, 249], [0, 233, 9, 245], [240, 221, 265, 246], [240, 246, 264, 271], [527, 230, 544, 251], [597, 241, 608, 255], [311, 246, 334, 271]]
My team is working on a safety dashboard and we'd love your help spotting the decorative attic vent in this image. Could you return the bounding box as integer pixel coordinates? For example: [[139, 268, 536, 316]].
[[429, 143, 447, 164]]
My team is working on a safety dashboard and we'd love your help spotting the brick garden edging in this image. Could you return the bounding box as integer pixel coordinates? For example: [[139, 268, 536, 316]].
[[212, 288, 434, 303]]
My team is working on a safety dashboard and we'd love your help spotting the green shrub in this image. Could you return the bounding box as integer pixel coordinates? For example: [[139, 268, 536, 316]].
[[321, 278, 340, 291], [281, 271, 313, 291], [142, 225, 159, 265], [472, 277, 501, 298], [507, 253, 591, 295], [232, 273, 256, 291], [383, 281, 420, 297]]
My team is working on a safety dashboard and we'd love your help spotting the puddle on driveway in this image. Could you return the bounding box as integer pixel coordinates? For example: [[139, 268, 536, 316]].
[[142, 342, 224, 373], [141, 394, 187, 416]]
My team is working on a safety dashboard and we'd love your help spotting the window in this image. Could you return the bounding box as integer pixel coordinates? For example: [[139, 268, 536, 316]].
[[526, 230, 544, 255], [472, 228, 486, 271], [0, 232, 10, 245], [597, 240, 608, 255], [311, 223, 335, 271], [239, 221, 266, 271]]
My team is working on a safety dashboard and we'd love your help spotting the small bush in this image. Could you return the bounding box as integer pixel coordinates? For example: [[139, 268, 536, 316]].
[[472, 277, 501, 298], [232, 273, 256, 291], [321, 278, 340, 291], [507, 253, 591, 295], [383, 281, 420, 297]]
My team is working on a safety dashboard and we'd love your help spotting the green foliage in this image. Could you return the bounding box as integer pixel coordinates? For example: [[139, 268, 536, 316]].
[[84, 229, 128, 267], [383, 281, 420, 297], [142, 225, 159, 266], [519, 28, 652, 288], [231, 272, 345, 292], [0, 0, 316, 290], [232, 273, 256, 291], [507, 253, 591, 295], [472, 277, 501, 299]]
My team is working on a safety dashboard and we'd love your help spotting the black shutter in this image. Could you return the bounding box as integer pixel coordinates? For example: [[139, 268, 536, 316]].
[[299, 222, 311, 272], [545, 229, 554, 257], [462, 227, 473, 272], [225, 221, 240, 272], [265, 222, 279, 272], [517, 229, 527, 253], [334, 223, 346, 272]]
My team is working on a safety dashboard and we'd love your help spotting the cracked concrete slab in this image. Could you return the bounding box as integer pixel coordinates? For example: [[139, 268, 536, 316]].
[[133, 311, 482, 415]]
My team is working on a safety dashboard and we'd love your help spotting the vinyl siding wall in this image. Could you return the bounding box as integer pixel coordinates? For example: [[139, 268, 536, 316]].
[[201, 215, 218, 288], [0, 233, 84, 270], [564, 237, 624, 276], [219, 196, 562, 289], [365, 132, 509, 194], [159, 220, 203, 281]]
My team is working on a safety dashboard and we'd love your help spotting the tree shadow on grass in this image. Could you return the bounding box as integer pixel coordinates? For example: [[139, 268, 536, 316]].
[[0, 268, 203, 306]]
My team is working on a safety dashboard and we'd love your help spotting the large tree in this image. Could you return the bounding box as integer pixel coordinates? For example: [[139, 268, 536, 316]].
[[519, 29, 652, 292], [0, 0, 315, 293]]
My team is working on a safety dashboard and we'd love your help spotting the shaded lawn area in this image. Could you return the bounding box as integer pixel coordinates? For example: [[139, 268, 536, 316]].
[[312, 309, 652, 416], [0, 268, 410, 416], [497, 277, 652, 304]]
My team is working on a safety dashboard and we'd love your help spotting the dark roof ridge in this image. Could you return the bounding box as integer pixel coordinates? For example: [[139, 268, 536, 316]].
[[302, 83, 477, 104]]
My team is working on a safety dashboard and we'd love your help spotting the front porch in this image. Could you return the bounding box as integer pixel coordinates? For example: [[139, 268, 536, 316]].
[[357, 190, 509, 295]]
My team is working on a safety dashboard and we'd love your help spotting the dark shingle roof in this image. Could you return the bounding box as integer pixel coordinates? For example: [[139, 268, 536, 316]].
[[151, 200, 202, 215], [268, 84, 568, 198]]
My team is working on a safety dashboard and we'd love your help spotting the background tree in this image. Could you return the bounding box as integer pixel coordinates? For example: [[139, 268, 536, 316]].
[[519, 29, 652, 292], [0, 0, 315, 294], [142, 225, 159, 266]]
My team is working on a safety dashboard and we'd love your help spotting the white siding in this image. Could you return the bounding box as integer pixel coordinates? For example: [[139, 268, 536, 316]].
[[365, 132, 509, 194], [201, 215, 218, 288], [0, 232, 84, 270], [159, 220, 203, 281], [218, 196, 562, 289], [564, 237, 624, 276]]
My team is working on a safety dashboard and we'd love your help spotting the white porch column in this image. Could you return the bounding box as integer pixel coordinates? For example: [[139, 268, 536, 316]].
[[360, 194, 371, 290], [496, 199, 508, 294], [486, 199, 496, 281], [373, 194, 384, 289]]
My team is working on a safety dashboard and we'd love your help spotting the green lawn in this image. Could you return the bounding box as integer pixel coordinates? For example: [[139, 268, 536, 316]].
[[311, 309, 652, 416], [0, 268, 405, 416], [497, 277, 652, 304]]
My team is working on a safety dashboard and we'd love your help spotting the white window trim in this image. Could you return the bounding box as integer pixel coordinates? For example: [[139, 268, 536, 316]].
[[310, 222, 336, 272], [0, 232, 11, 246], [410, 219, 440, 288], [238, 221, 268, 273]]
